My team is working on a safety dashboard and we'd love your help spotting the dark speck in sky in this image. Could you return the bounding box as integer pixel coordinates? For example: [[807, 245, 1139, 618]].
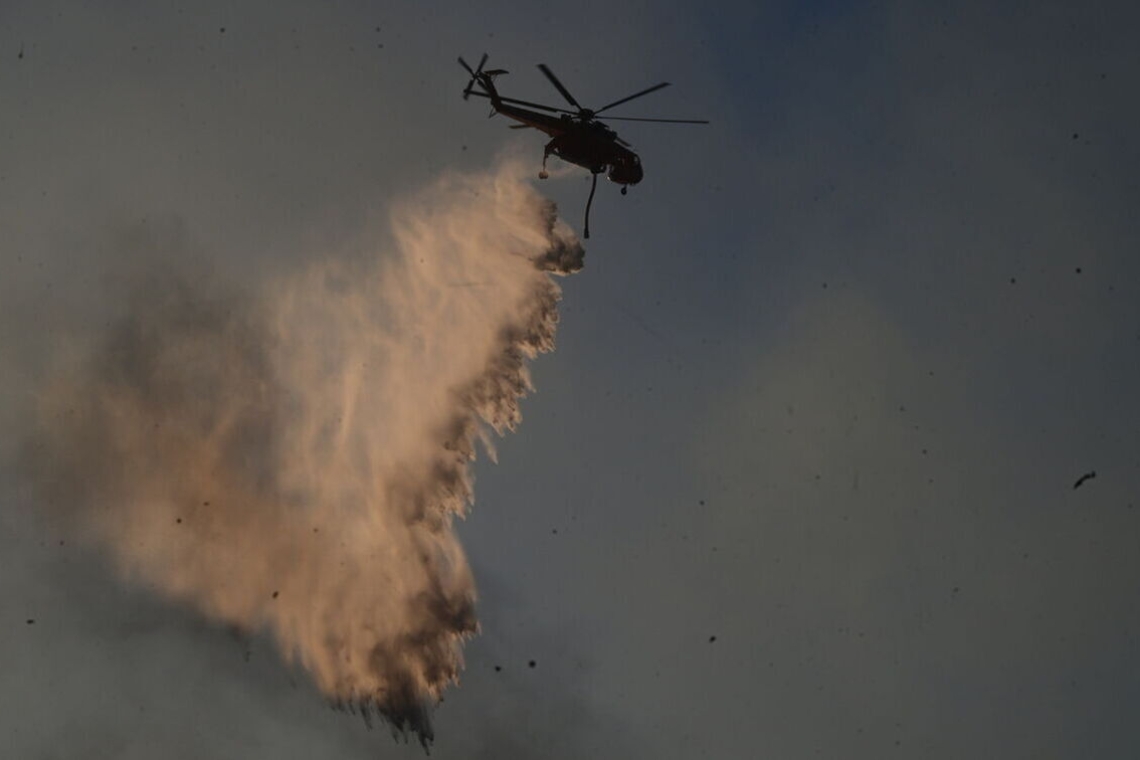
[[1073, 471, 1096, 489]]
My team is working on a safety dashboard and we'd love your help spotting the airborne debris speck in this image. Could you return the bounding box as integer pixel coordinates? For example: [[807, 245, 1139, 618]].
[[1073, 470, 1096, 489]]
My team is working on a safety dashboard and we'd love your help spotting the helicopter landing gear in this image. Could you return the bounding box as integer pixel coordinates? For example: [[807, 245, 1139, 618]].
[[538, 171, 549, 179], [621, 185, 628, 195]]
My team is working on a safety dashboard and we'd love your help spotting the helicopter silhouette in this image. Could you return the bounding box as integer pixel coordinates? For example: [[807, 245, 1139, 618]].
[[459, 54, 708, 238]]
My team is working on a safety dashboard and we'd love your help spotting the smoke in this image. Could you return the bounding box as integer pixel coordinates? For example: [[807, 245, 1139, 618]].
[[21, 159, 583, 747]]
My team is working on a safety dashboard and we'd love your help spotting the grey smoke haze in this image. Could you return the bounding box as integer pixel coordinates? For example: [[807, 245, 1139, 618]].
[[4, 1, 1140, 758]]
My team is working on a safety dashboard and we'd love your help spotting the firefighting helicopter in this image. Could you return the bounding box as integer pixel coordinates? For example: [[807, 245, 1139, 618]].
[[459, 54, 708, 238]]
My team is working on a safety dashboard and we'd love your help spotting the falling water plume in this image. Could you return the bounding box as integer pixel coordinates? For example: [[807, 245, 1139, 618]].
[[23, 159, 584, 747]]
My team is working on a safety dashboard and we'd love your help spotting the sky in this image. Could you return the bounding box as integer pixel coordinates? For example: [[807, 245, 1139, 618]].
[[2, 1, 1140, 758]]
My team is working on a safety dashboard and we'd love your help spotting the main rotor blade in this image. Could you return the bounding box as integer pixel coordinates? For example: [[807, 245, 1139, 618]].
[[476, 52, 488, 74], [537, 64, 581, 109], [595, 82, 671, 114], [596, 115, 710, 124], [458, 56, 475, 76]]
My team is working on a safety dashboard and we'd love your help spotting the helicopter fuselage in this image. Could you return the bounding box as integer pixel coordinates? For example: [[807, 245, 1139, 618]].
[[472, 87, 644, 187], [497, 103, 643, 185], [458, 54, 707, 237]]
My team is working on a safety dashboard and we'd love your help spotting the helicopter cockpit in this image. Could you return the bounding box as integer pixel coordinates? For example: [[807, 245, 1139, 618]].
[[607, 153, 643, 187]]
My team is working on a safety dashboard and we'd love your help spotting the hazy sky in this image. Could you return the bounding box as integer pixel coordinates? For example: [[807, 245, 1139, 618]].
[[3, 1, 1140, 758]]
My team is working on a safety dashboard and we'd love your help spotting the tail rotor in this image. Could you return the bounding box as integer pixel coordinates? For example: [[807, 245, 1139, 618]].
[[458, 53, 489, 100]]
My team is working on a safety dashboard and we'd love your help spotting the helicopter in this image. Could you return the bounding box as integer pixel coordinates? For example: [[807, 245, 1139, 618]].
[[458, 54, 708, 238]]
